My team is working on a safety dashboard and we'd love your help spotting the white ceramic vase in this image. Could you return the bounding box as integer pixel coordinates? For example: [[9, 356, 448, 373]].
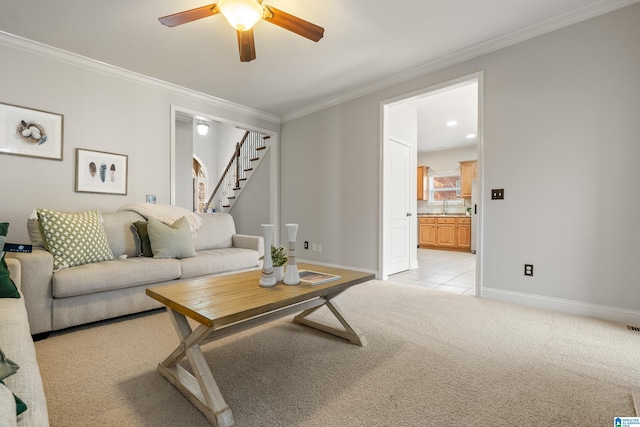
[[259, 224, 276, 287], [273, 265, 285, 282], [283, 223, 300, 285]]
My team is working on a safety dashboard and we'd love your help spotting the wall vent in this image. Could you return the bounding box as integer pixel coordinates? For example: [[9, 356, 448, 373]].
[[627, 325, 640, 333]]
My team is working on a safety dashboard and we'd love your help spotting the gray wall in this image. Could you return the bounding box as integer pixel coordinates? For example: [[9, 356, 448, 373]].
[[0, 36, 278, 244], [175, 119, 194, 210], [280, 3, 640, 321], [231, 150, 272, 238]]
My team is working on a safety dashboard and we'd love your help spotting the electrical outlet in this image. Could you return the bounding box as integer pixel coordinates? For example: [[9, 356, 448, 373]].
[[312, 243, 317, 252], [317, 244, 322, 253], [491, 189, 504, 200], [304, 241, 309, 250], [524, 264, 533, 276]]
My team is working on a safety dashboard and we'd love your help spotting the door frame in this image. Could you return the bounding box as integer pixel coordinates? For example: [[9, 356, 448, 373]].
[[379, 71, 484, 297], [169, 104, 281, 241]]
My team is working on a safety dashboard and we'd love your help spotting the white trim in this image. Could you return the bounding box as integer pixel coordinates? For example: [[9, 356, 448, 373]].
[[475, 72, 485, 298], [483, 287, 640, 326], [0, 31, 280, 125], [379, 71, 484, 286], [281, 0, 639, 122]]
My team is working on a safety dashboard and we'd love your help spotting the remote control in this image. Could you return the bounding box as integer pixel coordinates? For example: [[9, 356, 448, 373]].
[[3, 243, 32, 253]]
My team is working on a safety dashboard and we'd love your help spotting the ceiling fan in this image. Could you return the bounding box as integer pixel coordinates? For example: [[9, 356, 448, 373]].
[[159, 0, 324, 62]]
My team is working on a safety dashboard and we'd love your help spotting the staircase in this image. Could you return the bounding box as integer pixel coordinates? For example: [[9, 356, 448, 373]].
[[204, 130, 270, 213]]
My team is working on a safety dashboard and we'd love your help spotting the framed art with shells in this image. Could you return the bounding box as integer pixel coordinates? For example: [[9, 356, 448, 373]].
[[75, 148, 128, 195], [0, 102, 64, 160]]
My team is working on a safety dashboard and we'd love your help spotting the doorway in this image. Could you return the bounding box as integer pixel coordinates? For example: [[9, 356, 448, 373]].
[[169, 104, 280, 237], [380, 72, 483, 296]]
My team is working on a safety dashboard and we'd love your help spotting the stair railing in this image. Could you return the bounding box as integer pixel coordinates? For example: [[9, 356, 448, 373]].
[[204, 130, 268, 213]]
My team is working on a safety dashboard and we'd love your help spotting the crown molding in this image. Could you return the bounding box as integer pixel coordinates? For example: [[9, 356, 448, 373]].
[[281, 0, 639, 123], [0, 31, 280, 125]]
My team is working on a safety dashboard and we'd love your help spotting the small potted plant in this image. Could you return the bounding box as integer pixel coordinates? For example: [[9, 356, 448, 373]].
[[260, 245, 288, 281]]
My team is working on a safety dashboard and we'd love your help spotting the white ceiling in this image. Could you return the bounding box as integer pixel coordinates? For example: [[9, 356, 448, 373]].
[[0, 0, 636, 121], [408, 81, 479, 153]]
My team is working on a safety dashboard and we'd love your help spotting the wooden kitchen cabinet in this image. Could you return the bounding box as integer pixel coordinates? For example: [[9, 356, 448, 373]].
[[417, 166, 428, 200], [456, 217, 471, 249], [436, 218, 456, 247], [459, 160, 477, 198], [419, 216, 471, 251], [419, 217, 436, 246]]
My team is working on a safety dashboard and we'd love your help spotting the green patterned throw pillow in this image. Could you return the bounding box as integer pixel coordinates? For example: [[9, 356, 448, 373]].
[[36, 209, 114, 272]]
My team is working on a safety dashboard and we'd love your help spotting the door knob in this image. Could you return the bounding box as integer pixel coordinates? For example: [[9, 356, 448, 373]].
[[406, 213, 412, 217]]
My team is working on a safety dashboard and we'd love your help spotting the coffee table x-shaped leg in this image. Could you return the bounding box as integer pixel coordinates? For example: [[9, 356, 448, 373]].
[[156, 291, 367, 427]]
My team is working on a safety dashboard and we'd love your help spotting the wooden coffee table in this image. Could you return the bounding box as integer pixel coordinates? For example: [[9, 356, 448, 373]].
[[146, 263, 374, 427]]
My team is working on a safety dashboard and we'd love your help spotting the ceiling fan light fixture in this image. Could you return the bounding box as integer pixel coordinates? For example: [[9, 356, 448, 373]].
[[217, 0, 263, 31], [196, 120, 209, 136]]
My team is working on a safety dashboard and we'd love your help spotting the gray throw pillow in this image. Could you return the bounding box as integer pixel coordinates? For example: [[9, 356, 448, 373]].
[[147, 217, 197, 259], [0, 349, 18, 381]]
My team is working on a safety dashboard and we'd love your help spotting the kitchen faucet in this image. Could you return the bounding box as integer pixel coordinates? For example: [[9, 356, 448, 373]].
[[443, 200, 448, 215]]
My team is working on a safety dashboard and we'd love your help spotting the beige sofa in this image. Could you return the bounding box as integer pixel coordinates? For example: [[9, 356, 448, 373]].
[[0, 258, 49, 427], [8, 211, 263, 335]]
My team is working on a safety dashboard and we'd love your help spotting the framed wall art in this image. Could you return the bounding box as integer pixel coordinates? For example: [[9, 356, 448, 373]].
[[0, 102, 64, 160], [75, 148, 128, 195]]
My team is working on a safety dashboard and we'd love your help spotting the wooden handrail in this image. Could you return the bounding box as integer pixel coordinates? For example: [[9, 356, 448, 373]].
[[203, 130, 269, 213], [204, 131, 249, 212]]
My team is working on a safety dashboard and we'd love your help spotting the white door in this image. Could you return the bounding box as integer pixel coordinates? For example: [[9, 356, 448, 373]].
[[385, 138, 411, 275]]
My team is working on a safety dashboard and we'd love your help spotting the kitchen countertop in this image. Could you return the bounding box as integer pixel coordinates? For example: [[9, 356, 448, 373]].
[[417, 213, 470, 218]]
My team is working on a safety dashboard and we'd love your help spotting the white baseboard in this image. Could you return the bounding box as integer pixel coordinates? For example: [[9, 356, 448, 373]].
[[482, 287, 640, 327]]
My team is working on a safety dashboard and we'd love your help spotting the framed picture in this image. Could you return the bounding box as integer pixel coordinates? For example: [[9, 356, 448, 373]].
[[0, 102, 64, 160], [75, 148, 128, 195]]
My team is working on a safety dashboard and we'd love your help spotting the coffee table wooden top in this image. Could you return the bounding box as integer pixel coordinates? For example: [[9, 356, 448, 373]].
[[146, 263, 374, 329]]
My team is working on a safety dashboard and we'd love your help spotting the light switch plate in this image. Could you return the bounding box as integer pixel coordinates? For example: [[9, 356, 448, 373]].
[[491, 189, 504, 200]]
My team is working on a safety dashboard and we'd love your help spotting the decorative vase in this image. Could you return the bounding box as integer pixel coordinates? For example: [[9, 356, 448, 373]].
[[259, 224, 276, 287], [283, 223, 300, 285], [273, 265, 285, 282]]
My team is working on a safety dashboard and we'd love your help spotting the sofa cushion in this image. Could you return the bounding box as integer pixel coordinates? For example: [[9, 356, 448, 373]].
[[100, 211, 145, 258], [26, 217, 44, 248], [147, 217, 197, 259], [36, 209, 114, 272], [193, 213, 236, 251], [52, 257, 181, 298], [0, 293, 49, 426], [0, 380, 26, 416], [0, 223, 19, 299], [180, 248, 259, 279], [0, 381, 17, 427]]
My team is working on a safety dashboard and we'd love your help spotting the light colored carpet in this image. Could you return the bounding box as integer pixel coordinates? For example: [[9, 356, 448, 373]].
[[35, 280, 640, 426]]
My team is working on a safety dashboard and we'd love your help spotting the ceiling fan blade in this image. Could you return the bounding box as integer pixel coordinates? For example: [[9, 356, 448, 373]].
[[237, 29, 257, 62], [158, 4, 220, 27], [263, 6, 324, 42]]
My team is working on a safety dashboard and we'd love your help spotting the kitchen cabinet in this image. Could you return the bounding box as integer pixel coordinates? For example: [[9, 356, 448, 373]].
[[417, 166, 428, 200], [456, 217, 471, 249], [459, 160, 477, 198], [419, 216, 471, 251], [419, 217, 436, 246], [436, 217, 456, 247]]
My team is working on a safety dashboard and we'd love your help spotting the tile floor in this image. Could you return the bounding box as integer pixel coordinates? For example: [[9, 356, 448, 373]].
[[388, 248, 476, 295]]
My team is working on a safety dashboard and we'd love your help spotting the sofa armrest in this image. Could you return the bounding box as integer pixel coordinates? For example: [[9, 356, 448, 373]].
[[5, 258, 21, 292], [5, 249, 54, 335], [232, 234, 264, 257]]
